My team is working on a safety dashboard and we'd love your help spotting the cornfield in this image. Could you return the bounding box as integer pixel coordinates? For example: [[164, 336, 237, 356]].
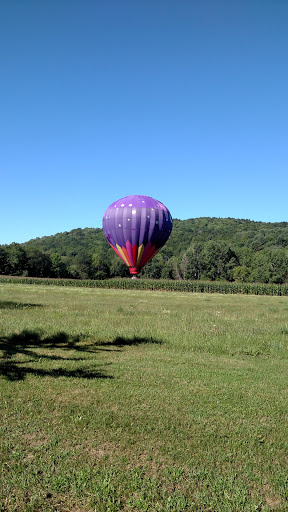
[[1, 276, 288, 296]]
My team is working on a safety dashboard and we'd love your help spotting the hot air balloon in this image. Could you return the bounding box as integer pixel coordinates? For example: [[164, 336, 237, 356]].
[[102, 195, 173, 276]]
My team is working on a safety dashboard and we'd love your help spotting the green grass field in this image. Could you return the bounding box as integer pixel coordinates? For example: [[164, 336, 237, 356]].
[[0, 283, 287, 511]]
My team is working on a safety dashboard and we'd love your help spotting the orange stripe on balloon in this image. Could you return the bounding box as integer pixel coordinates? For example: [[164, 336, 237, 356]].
[[116, 244, 130, 266], [122, 246, 131, 265]]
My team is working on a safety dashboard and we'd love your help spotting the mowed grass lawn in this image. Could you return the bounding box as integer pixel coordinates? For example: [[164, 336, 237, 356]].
[[0, 283, 287, 512]]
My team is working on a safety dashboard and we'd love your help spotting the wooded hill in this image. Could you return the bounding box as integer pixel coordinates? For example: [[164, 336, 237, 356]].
[[1, 217, 288, 283]]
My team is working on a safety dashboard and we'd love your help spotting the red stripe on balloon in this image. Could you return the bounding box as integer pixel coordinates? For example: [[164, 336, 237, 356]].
[[139, 241, 151, 266], [132, 243, 138, 265], [145, 248, 159, 265], [126, 241, 134, 266]]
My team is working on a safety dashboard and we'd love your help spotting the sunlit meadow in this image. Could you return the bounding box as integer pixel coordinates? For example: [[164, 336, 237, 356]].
[[1, 283, 287, 511]]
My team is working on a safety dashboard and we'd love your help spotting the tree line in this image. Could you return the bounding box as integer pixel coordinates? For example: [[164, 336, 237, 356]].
[[1, 217, 288, 283]]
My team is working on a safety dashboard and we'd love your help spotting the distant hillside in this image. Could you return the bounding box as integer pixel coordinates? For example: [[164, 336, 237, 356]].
[[1, 217, 288, 283], [22, 217, 288, 254], [24, 227, 108, 259], [168, 217, 288, 253]]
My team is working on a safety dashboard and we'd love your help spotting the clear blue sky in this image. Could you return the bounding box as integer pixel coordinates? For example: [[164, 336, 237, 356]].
[[1, 0, 288, 245]]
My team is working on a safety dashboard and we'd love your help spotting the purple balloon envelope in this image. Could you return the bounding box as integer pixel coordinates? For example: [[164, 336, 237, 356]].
[[103, 195, 173, 275]]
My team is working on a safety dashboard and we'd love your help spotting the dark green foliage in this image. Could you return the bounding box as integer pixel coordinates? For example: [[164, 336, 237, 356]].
[[5, 244, 28, 276], [233, 265, 251, 282], [141, 254, 165, 279], [109, 254, 130, 278], [72, 251, 95, 279], [250, 250, 288, 284], [196, 241, 239, 281], [25, 247, 53, 278], [92, 253, 110, 280], [50, 253, 70, 278], [1, 218, 288, 283]]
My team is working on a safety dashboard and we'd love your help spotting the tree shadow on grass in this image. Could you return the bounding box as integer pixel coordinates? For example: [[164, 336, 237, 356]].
[[0, 330, 113, 382], [0, 301, 43, 310], [0, 331, 162, 382], [102, 336, 162, 347], [1, 330, 85, 359], [0, 362, 111, 382]]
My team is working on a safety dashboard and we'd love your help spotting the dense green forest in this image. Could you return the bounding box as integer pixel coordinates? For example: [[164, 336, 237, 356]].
[[1, 217, 288, 283]]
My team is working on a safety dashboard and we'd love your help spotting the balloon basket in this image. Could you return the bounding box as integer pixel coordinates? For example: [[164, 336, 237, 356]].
[[129, 266, 140, 277]]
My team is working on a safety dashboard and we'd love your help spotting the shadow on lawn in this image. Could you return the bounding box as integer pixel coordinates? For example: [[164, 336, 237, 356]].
[[103, 336, 162, 347], [0, 301, 43, 310], [0, 362, 112, 382], [0, 331, 161, 381], [0, 330, 113, 382]]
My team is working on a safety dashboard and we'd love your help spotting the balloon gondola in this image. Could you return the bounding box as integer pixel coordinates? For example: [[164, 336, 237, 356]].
[[102, 195, 173, 276]]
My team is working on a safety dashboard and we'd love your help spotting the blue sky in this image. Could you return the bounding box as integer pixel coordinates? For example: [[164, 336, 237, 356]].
[[1, 0, 288, 244]]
